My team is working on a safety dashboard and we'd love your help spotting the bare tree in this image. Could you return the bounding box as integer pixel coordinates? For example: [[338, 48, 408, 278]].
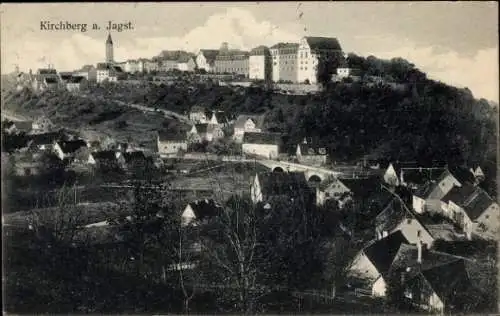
[[28, 182, 87, 247]]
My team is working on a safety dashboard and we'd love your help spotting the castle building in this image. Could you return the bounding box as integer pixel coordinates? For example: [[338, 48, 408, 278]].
[[106, 33, 114, 63]]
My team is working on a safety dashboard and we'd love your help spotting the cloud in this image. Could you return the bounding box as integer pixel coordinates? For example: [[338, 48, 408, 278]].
[[2, 7, 301, 73], [372, 44, 499, 102]]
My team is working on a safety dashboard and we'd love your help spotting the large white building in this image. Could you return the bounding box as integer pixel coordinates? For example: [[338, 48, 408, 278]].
[[249, 46, 272, 81], [270, 43, 299, 83], [297, 36, 343, 84]]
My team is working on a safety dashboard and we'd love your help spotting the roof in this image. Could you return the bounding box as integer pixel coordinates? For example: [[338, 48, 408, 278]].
[[57, 139, 87, 154], [45, 77, 58, 84], [28, 132, 62, 146], [439, 166, 476, 185], [211, 111, 228, 124], [339, 177, 385, 200], [186, 199, 223, 221], [413, 182, 437, 199], [37, 69, 57, 75], [178, 55, 194, 63], [304, 37, 342, 51], [250, 45, 270, 56], [318, 177, 349, 191], [375, 198, 415, 233], [190, 106, 206, 113], [106, 34, 113, 44], [401, 167, 447, 185], [68, 76, 85, 83], [442, 184, 496, 220], [362, 231, 409, 275], [257, 172, 312, 200], [122, 151, 147, 164], [93, 150, 118, 161], [199, 49, 219, 65], [59, 74, 73, 81], [233, 114, 265, 129], [270, 42, 299, 50], [298, 143, 327, 156], [193, 123, 220, 134], [390, 244, 474, 309], [243, 132, 281, 145], [158, 130, 187, 142], [216, 49, 249, 58]]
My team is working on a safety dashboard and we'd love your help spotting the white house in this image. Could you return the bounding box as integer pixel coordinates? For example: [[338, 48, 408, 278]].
[[53, 139, 89, 161], [96, 63, 123, 83], [250, 172, 312, 205], [232, 115, 264, 143], [177, 56, 197, 72], [187, 123, 224, 143], [270, 42, 299, 83], [347, 231, 409, 297], [196, 49, 219, 72], [296, 138, 328, 166], [440, 184, 499, 240], [66, 76, 87, 92], [316, 177, 351, 206], [242, 132, 281, 159], [189, 106, 209, 123]]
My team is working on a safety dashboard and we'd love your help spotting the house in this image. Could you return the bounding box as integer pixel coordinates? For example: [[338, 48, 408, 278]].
[[27, 132, 62, 152], [440, 184, 499, 240], [296, 138, 328, 166], [297, 36, 343, 84], [375, 198, 435, 248], [250, 172, 314, 205], [181, 199, 223, 226], [389, 243, 477, 313], [469, 165, 485, 182], [12, 152, 43, 176], [157, 131, 188, 156], [415, 166, 478, 213], [208, 111, 229, 127], [232, 114, 265, 142], [188, 106, 209, 123], [96, 63, 125, 83], [249, 45, 272, 81], [31, 68, 60, 92], [270, 43, 299, 83], [92, 150, 125, 170], [196, 49, 219, 72], [187, 123, 224, 143], [177, 55, 197, 72], [242, 132, 281, 159], [316, 177, 351, 206], [53, 139, 88, 161], [72, 147, 96, 165], [346, 231, 409, 297], [66, 76, 87, 92], [383, 162, 446, 188]]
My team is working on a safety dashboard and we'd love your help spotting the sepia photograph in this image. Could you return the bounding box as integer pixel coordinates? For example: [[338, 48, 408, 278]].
[[1, 2, 499, 314]]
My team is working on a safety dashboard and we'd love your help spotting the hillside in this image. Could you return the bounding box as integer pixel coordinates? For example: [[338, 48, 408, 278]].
[[2, 55, 497, 183]]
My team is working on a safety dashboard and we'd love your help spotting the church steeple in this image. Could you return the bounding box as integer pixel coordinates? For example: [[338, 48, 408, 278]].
[[105, 33, 114, 63]]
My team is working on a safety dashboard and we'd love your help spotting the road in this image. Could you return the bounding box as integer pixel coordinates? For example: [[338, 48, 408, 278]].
[[1, 109, 30, 122]]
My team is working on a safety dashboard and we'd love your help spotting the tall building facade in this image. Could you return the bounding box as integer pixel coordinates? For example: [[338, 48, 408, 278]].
[[249, 46, 272, 81], [106, 33, 114, 63], [270, 43, 299, 83], [297, 36, 343, 84]]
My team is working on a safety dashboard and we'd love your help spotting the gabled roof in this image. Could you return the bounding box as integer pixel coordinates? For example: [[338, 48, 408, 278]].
[[233, 114, 265, 129], [304, 37, 342, 51], [211, 111, 228, 124], [106, 33, 113, 44], [28, 132, 62, 146], [37, 68, 57, 75], [298, 143, 327, 156], [243, 132, 281, 145], [401, 167, 447, 185], [362, 231, 409, 275], [59, 73, 73, 81], [257, 172, 311, 200], [158, 130, 187, 142], [318, 177, 349, 192], [57, 139, 87, 154], [340, 177, 385, 200], [93, 150, 119, 161], [413, 182, 437, 199], [442, 184, 496, 220], [45, 77, 58, 84], [199, 49, 219, 65], [437, 166, 476, 185], [375, 198, 415, 233], [186, 199, 223, 221], [190, 106, 206, 113]]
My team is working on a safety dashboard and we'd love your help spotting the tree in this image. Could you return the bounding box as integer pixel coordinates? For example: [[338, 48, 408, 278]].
[[200, 195, 260, 314]]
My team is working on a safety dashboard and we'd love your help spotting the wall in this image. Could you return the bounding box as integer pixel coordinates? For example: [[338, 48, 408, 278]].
[[347, 251, 380, 283], [394, 218, 434, 248], [371, 276, 387, 297], [474, 202, 500, 239], [242, 143, 278, 159], [158, 141, 187, 155], [412, 195, 426, 214], [274, 83, 320, 93], [249, 55, 267, 80], [297, 155, 327, 167]]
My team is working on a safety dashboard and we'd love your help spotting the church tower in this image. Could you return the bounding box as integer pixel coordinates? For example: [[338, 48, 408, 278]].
[[106, 33, 114, 63]]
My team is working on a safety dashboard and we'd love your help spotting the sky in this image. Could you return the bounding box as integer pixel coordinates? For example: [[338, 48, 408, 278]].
[[1, 2, 498, 102]]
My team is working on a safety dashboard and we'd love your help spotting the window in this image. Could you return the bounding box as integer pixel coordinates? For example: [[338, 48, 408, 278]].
[[417, 230, 421, 237], [305, 52, 308, 58]]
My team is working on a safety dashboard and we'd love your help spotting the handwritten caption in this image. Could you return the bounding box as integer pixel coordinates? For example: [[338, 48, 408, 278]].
[[40, 21, 134, 32]]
